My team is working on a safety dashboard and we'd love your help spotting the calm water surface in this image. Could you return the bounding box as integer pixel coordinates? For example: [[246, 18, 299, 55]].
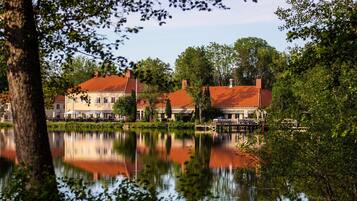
[[0, 129, 294, 200]]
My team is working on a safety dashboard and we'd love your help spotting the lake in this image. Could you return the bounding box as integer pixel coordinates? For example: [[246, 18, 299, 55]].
[[1, 129, 355, 200]]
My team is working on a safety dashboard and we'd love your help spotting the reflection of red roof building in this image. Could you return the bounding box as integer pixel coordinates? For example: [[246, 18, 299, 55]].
[[209, 147, 259, 168], [0, 148, 63, 164], [0, 149, 16, 161], [65, 160, 140, 180], [137, 145, 259, 169]]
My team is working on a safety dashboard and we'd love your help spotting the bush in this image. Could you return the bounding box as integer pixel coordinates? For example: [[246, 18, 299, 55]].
[[125, 121, 194, 129], [202, 107, 224, 121], [0, 122, 12, 128], [0, 167, 159, 201], [174, 113, 193, 122], [47, 122, 124, 131]]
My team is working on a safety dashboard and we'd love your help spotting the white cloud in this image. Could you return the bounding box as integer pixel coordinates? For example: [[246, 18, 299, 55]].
[[125, 0, 287, 29]]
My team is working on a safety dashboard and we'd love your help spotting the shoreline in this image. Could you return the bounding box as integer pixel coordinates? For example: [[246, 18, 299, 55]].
[[0, 121, 195, 131]]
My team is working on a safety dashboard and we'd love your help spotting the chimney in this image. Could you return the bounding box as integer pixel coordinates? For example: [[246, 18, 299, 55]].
[[229, 79, 234, 88], [125, 70, 133, 79], [94, 71, 100, 78], [182, 80, 189, 90], [256, 78, 263, 89]]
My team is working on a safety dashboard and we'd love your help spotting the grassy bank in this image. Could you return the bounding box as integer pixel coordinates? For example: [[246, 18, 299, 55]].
[[47, 121, 124, 131], [0, 122, 12, 128], [0, 121, 194, 131], [124, 121, 195, 129]]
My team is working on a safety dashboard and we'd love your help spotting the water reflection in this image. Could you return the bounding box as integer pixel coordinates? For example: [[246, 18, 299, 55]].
[[0, 129, 260, 200]]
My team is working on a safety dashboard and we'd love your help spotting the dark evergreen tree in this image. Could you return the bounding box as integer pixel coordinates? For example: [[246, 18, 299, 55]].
[[165, 99, 172, 119]]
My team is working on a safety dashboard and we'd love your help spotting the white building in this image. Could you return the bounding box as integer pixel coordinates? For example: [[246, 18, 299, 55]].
[[64, 70, 144, 119]]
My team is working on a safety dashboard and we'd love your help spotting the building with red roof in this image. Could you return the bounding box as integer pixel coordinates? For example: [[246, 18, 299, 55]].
[[137, 78, 271, 121], [1, 92, 66, 121], [64, 70, 144, 119], [45, 95, 65, 119]]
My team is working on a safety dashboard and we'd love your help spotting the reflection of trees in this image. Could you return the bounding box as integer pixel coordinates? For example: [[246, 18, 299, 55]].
[[0, 132, 4, 149], [176, 134, 213, 201], [136, 131, 170, 197], [0, 157, 13, 191], [165, 135, 171, 156], [54, 159, 92, 181], [257, 132, 357, 201], [234, 169, 257, 201], [209, 168, 257, 201], [113, 132, 137, 162]]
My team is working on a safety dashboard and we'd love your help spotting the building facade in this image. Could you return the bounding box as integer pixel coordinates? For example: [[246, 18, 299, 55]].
[[137, 78, 272, 121], [1, 94, 66, 122], [64, 70, 144, 119], [46, 95, 65, 119]]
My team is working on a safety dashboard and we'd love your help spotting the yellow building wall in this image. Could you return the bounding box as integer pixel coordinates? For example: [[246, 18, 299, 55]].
[[65, 92, 127, 114]]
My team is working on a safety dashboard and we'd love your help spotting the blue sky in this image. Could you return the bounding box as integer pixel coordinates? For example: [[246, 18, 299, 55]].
[[111, 0, 296, 66]]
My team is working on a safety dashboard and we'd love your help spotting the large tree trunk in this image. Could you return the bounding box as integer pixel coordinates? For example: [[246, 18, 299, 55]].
[[3, 0, 58, 197]]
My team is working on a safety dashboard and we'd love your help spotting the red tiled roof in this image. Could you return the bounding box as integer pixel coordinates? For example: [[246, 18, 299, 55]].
[[138, 86, 272, 109], [210, 86, 271, 108], [125, 78, 145, 93], [164, 89, 194, 109], [261, 89, 272, 108], [54, 95, 65, 102], [78, 75, 144, 93]]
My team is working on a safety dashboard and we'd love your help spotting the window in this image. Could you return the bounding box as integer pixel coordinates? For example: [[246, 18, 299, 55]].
[[111, 97, 115, 103], [96, 97, 100, 103], [228, 114, 232, 119], [248, 112, 255, 118], [56, 104, 60, 109], [103, 97, 108, 103]]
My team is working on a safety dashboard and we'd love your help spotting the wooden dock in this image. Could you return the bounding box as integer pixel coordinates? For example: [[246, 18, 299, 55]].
[[195, 119, 262, 133]]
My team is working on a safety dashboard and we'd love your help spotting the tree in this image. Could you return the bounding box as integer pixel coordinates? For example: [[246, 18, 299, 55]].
[[200, 86, 212, 121], [0, 92, 9, 118], [2, 0, 58, 198], [61, 57, 103, 86], [131, 90, 137, 122], [0, 101, 5, 118], [175, 47, 213, 122], [135, 58, 173, 92], [258, 1, 357, 200], [0, 53, 7, 92], [113, 132, 137, 162], [204, 42, 237, 86], [42, 57, 118, 108], [113, 90, 136, 122], [135, 57, 173, 121], [0, 0, 256, 197], [272, 0, 356, 138], [176, 135, 213, 201], [165, 99, 172, 119], [234, 37, 279, 89]]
